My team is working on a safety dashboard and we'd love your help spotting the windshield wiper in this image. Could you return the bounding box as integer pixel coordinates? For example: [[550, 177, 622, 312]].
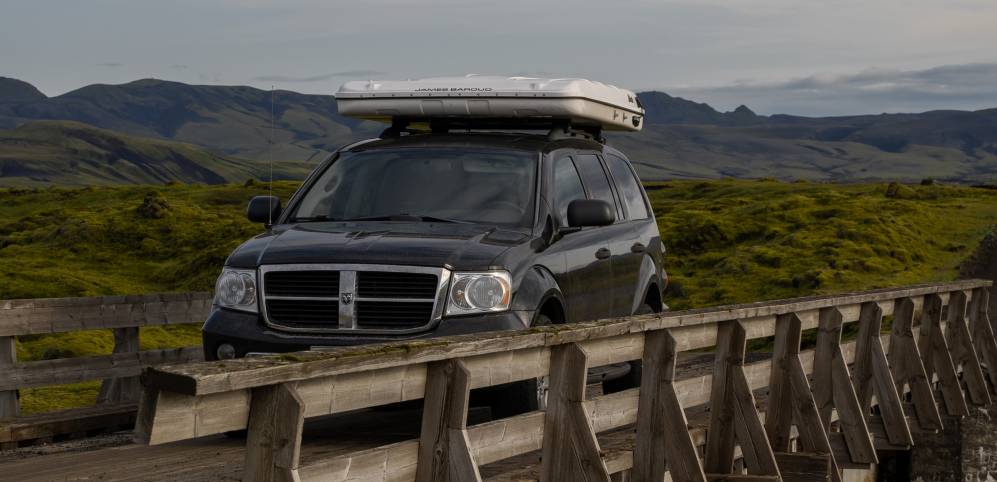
[[288, 215, 330, 223], [337, 214, 469, 224]]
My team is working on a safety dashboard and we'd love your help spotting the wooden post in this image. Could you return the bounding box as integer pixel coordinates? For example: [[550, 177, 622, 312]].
[[766, 313, 840, 482], [633, 330, 707, 482], [0, 335, 17, 420], [540, 343, 611, 482], [416, 359, 481, 482], [887, 298, 943, 432], [969, 288, 997, 396], [812, 307, 876, 465], [918, 294, 969, 417], [243, 383, 304, 482], [852, 302, 912, 447], [97, 327, 142, 403], [945, 291, 991, 406], [705, 320, 780, 479]]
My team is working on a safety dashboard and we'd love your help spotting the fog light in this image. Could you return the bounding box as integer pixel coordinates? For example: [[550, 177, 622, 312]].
[[216, 343, 236, 360]]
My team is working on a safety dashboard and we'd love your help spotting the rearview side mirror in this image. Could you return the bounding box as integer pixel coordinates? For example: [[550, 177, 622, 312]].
[[566, 199, 615, 228], [247, 196, 281, 224]]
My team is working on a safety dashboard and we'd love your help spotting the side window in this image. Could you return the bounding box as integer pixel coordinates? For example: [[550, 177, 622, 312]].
[[573, 154, 621, 219], [606, 154, 650, 220], [552, 156, 586, 223]]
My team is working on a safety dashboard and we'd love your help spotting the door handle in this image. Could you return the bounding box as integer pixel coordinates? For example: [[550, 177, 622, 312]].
[[595, 248, 611, 260], [630, 242, 646, 253]]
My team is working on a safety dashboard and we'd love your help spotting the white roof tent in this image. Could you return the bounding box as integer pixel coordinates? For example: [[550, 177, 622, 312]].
[[335, 75, 645, 139]]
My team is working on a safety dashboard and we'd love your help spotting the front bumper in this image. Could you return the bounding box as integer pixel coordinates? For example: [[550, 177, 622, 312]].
[[202, 307, 533, 360]]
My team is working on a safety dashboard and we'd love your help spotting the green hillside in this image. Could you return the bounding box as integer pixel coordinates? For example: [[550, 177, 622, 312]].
[[0, 121, 313, 187], [2, 180, 995, 412]]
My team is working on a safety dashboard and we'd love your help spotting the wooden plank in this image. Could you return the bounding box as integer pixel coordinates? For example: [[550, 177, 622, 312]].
[[773, 452, 831, 482], [946, 291, 991, 406], [887, 298, 942, 431], [0, 346, 203, 391], [765, 313, 799, 452], [98, 327, 142, 404], [633, 330, 707, 482], [813, 307, 876, 465], [969, 287, 997, 396], [918, 294, 969, 417], [0, 402, 136, 444], [852, 302, 913, 447], [416, 359, 481, 482], [142, 281, 992, 397], [0, 335, 17, 424], [243, 383, 305, 482], [731, 366, 780, 477], [540, 343, 611, 482], [705, 321, 740, 474], [0, 292, 213, 336]]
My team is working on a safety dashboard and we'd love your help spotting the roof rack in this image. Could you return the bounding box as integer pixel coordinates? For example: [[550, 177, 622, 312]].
[[378, 117, 605, 143]]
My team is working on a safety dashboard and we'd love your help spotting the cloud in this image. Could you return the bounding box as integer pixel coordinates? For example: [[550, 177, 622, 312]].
[[666, 63, 997, 116], [98, 62, 123, 68], [171, 64, 189, 70], [252, 70, 387, 82]]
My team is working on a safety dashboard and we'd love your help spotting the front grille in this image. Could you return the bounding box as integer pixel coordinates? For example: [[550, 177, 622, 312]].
[[357, 271, 438, 299], [261, 265, 444, 333], [267, 299, 339, 329], [265, 271, 339, 297], [356, 301, 436, 329]]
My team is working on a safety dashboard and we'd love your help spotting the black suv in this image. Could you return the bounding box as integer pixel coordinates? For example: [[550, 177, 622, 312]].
[[205, 131, 666, 413]]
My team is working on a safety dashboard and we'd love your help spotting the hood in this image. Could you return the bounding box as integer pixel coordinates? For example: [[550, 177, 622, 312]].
[[227, 221, 531, 270]]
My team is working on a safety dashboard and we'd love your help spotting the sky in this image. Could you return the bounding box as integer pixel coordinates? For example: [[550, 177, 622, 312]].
[[2, 0, 996, 116]]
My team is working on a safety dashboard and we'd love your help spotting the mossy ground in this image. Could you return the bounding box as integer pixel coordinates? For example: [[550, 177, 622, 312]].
[[2, 180, 995, 413]]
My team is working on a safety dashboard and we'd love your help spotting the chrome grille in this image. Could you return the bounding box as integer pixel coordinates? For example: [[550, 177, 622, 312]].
[[260, 264, 450, 334]]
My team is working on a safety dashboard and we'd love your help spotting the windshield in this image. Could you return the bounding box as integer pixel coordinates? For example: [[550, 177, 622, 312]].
[[290, 147, 538, 227]]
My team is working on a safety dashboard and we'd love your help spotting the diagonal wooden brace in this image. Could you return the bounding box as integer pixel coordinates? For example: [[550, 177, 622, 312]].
[[416, 359, 481, 482], [969, 288, 997, 396], [918, 294, 970, 417], [813, 307, 876, 465], [705, 320, 780, 478], [634, 330, 707, 482], [946, 291, 991, 406], [541, 343, 611, 482], [852, 302, 913, 447], [888, 298, 943, 432], [766, 313, 841, 482]]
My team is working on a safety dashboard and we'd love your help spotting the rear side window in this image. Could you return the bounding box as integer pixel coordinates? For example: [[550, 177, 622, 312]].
[[552, 156, 586, 222], [606, 154, 650, 220], [573, 154, 619, 218]]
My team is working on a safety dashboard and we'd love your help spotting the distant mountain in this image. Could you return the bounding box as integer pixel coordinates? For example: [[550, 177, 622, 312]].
[[0, 77, 995, 183], [0, 121, 311, 186]]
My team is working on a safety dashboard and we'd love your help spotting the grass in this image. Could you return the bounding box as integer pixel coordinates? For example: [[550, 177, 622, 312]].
[[2, 179, 995, 413]]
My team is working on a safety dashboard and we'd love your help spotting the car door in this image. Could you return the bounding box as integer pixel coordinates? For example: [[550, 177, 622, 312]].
[[604, 153, 656, 315], [567, 153, 620, 320]]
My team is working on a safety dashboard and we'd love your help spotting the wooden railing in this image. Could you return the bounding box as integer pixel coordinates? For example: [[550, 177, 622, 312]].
[[0, 292, 211, 448], [137, 280, 996, 482]]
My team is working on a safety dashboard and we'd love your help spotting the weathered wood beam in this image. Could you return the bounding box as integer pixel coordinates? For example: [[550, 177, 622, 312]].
[[0, 346, 203, 391], [243, 383, 304, 482], [852, 302, 912, 447], [917, 294, 969, 417], [969, 287, 997, 396], [945, 291, 991, 406], [98, 327, 142, 404], [887, 298, 942, 432], [416, 359, 481, 482], [706, 320, 780, 478], [540, 343, 611, 482], [774, 452, 832, 482], [812, 307, 876, 465], [0, 335, 17, 422], [633, 330, 707, 482]]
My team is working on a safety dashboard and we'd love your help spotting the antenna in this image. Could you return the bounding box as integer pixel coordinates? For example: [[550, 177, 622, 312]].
[[268, 86, 275, 226]]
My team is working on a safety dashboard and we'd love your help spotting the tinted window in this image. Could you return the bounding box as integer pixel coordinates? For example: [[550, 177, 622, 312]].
[[573, 154, 620, 218], [292, 148, 536, 226], [606, 154, 650, 220], [552, 156, 586, 222]]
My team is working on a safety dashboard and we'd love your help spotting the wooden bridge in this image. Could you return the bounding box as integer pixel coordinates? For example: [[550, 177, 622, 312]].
[[0, 279, 995, 481]]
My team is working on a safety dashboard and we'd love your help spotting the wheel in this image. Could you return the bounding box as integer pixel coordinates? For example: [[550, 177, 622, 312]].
[[487, 314, 552, 418], [601, 303, 656, 395]]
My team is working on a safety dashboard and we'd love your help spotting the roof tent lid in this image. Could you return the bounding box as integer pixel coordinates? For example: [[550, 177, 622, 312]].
[[335, 75, 646, 132]]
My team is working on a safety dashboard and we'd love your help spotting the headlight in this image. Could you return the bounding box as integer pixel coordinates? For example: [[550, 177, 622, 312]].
[[446, 271, 512, 316], [214, 268, 258, 313]]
